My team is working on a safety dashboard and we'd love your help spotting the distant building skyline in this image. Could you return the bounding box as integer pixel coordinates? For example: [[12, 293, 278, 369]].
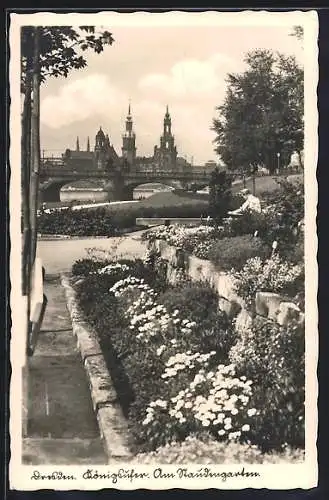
[[40, 18, 304, 164], [62, 105, 203, 172]]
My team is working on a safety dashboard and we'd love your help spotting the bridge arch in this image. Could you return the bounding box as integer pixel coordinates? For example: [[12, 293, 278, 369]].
[[123, 179, 185, 199], [40, 178, 111, 203]]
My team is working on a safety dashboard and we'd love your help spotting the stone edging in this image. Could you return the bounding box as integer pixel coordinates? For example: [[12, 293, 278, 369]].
[[38, 227, 144, 241], [60, 273, 134, 463]]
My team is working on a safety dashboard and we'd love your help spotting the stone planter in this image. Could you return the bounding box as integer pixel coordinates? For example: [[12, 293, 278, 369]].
[[148, 240, 304, 327]]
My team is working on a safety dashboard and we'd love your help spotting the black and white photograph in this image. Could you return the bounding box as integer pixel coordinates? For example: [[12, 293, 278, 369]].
[[9, 10, 318, 490]]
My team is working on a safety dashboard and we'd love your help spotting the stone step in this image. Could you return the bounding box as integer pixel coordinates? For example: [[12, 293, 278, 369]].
[[28, 357, 100, 439]]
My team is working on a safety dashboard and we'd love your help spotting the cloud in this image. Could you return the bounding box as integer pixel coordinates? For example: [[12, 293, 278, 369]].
[[40, 70, 221, 164], [138, 53, 239, 97], [40, 74, 127, 129]]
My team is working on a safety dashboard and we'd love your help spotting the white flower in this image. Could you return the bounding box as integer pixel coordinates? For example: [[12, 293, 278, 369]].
[[247, 408, 257, 417], [154, 399, 167, 409], [241, 424, 250, 432], [218, 429, 226, 436]]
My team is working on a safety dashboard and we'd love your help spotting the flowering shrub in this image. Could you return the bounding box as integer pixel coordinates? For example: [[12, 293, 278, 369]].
[[143, 224, 221, 254], [141, 361, 258, 449], [232, 254, 304, 308], [229, 316, 304, 451]]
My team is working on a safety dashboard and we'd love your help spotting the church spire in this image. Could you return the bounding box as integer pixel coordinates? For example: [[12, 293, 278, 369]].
[[122, 101, 136, 164], [76, 136, 80, 151], [163, 105, 172, 135], [87, 136, 90, 152]]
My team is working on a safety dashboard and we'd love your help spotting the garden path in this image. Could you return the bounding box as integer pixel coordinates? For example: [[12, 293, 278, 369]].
[[22, 278, 107, 465], [37, 231, 147, 275]]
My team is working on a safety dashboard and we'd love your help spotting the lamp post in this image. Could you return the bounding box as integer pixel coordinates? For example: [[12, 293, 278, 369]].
[[276, 152, 281, 174], [252, 165, 257, 195]]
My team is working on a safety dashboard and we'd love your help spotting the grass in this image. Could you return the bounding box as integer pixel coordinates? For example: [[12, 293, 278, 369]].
[[41, 190, 209, 212], [231, 173, 303, 196]]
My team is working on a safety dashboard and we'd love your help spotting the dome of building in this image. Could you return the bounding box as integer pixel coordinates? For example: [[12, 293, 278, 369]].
[[96, 126, 105, 140]]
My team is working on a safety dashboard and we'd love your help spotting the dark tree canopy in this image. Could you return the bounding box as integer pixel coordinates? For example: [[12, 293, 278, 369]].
[[212, 49, 304, 174], [21, 26, 114, 92], [290, 25, 304, 41]]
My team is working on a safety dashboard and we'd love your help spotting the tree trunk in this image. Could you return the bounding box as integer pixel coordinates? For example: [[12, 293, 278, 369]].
[[21, 78, 32, 296], [29, 27, 41, 270], [297, 150, 303, 170]]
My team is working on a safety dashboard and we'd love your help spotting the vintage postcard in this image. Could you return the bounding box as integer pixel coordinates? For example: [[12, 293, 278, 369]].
[[9, 9, 318, 491]]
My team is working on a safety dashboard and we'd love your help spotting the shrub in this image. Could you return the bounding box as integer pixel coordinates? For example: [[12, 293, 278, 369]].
[[38, 207, 118, 236], [229, 317, 305, 452], [159, 282, 236, 358], [135, 436, 305, 464], [229, 193, 245, 211], [257, 179, 304, 252], [207, 235, 271, 271], [209, 168, 232, 223], [72, 258, 113, 276], [225, 210, 265, 237]]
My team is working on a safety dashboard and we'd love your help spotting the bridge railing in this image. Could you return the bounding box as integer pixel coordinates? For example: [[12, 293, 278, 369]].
[[41, 158, 299, 179], [40, 165, 212, 180]]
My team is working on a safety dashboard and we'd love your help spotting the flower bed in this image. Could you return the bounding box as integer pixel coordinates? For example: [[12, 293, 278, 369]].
[[135, 436, 304, 464], [142, 177, 304, 268], [142, 224, 222, 258], [72, 250, 305, 459]]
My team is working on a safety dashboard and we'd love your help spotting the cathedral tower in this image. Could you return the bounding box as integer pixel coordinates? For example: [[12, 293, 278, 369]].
[[94, 126, 107, 168], [153, 105, 177, 170], [122, 103, 136, 165]]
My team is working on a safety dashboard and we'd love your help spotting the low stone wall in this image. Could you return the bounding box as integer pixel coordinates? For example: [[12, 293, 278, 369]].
[[61, 274, 134, 463], [150, 239, 304, 330], [136, 217, 212, 227]]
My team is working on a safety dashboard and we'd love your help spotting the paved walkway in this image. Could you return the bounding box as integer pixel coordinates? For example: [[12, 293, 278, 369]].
[[23, 278, 107, 465], [37, 232, 146, 275]]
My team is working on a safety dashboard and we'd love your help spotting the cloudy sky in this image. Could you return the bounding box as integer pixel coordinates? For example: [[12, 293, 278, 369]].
[[40, 18, 304, 165]]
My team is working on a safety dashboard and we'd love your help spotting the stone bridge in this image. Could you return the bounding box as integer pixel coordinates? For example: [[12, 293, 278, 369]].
[[39, 160, 212, 202]]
